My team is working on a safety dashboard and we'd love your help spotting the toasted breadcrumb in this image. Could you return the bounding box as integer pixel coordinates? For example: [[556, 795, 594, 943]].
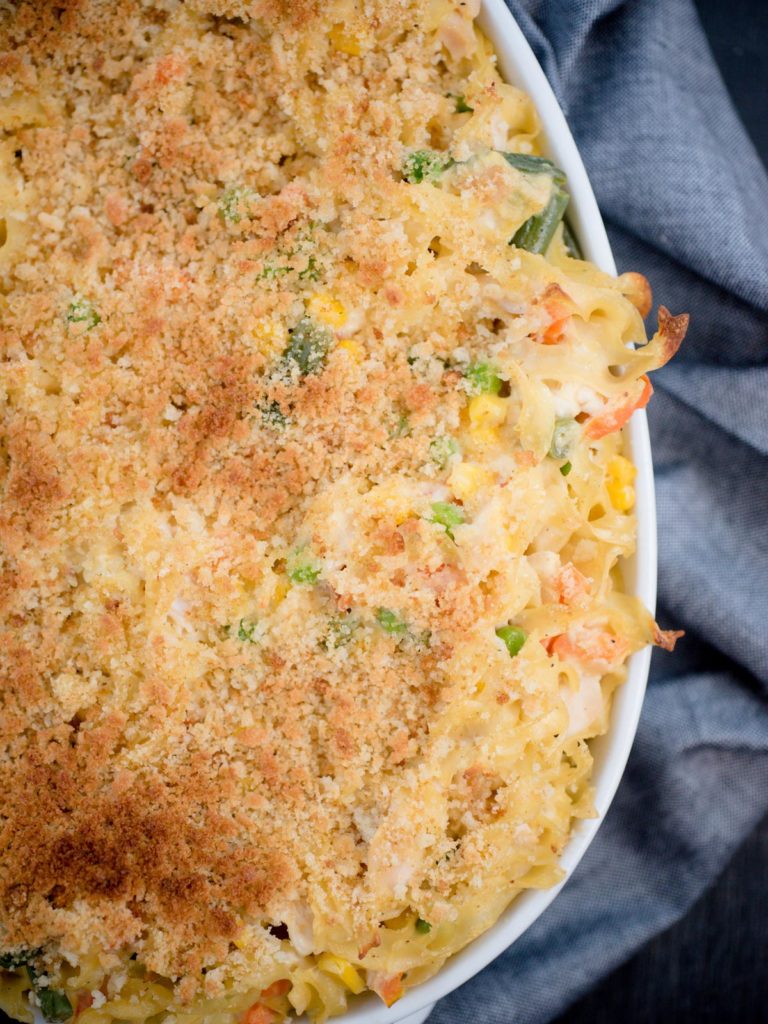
[[0, 0, 681, 1018]]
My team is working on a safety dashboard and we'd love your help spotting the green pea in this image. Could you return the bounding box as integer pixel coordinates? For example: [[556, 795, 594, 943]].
[[428, 501, 465, 540], [376, 608, 408, 635], [548, 417, 579, 460], [496, 625, 527, 658], [288, 547, 321, 585], [415, 918, 432, 934], [560, 461, 572, 476], [464, 362, 502, 396]]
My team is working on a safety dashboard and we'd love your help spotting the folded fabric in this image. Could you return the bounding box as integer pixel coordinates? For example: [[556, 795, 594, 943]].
[[431, 1, 768, 1021]]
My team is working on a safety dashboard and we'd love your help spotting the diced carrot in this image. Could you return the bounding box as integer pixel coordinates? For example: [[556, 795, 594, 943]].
[[653, 624, 684, 651], [550, 627, 629, 669], [260, 980, 291, 999], [541, 316, 570, 345], [537, 284, 575, 345], [242, 1004, 279, 1024], [369, 971, 405, 1008], [553, 563, 591, 606], [75, 993, 94, 1016], [585, 375, 653, 440]]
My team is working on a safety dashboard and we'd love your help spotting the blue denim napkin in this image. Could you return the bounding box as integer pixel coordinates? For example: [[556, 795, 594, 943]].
[[431, 2, 768, 1021]]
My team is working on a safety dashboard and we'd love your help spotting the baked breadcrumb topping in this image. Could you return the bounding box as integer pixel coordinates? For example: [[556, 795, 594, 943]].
[[0, 1, 684, 1020]]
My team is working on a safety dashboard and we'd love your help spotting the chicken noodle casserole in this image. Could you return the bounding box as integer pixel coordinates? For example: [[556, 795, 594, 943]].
[[0, 0, 685, 1021]]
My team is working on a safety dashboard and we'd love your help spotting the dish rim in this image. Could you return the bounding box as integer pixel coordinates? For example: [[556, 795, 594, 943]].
[[337, 1, 658, 1021]]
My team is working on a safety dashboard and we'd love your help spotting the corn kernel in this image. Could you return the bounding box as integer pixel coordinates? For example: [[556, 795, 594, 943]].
[[329, 25, 363, 55], [271, 578, 289, 609], [383, 911, 411, 930], [307, 293, 347, 329], [253, 316, 282, 350], [607, 454, 637, 486], [338, 338, 363, 362], [468, 393, 507, 429], [448, 461, 492, 501], [606, 455, 637, 511], [607, 482, 636, 512], [317, 954, 365, 994]]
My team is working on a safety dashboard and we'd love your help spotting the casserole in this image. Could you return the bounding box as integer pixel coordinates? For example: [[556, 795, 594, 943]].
[[0, 1, 683, 1022]]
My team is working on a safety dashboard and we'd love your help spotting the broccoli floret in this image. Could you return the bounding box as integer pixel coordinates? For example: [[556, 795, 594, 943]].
[[260, 399, 288, 429], [0, 948, 41, 970], [236, 619, 258, 643], [281, 317, 332, 377], [402, 149, 452, 184], [429, 435, 460, 468], [298, 255, 322, 281], [322, 616, 359, 649], [65, 298, 100, 331], [218, 184, 257, 224]]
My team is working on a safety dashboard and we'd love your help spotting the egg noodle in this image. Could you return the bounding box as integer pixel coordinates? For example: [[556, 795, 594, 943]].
[[0, 1, 686, 1021]]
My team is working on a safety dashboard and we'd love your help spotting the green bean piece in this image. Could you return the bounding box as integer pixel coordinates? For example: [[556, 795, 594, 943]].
[[548, 417, 579, 460], [36, 987, 73, 1023], [511, 187, 570, 255], [501, 152, 567, 187], [389, 411, 411, 439], [562, 220, 583, 259], [496, 625, 527, 658]]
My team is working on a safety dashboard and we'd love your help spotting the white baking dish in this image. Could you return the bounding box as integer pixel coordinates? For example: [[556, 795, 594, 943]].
[[339, 2, 658, 1022]]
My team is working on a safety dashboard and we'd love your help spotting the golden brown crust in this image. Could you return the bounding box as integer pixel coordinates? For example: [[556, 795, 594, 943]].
[[0, 0, 673, 1007], [655, 305, 689, 365], [653, 624, 685, 651], [617, 271, 653, 319]]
